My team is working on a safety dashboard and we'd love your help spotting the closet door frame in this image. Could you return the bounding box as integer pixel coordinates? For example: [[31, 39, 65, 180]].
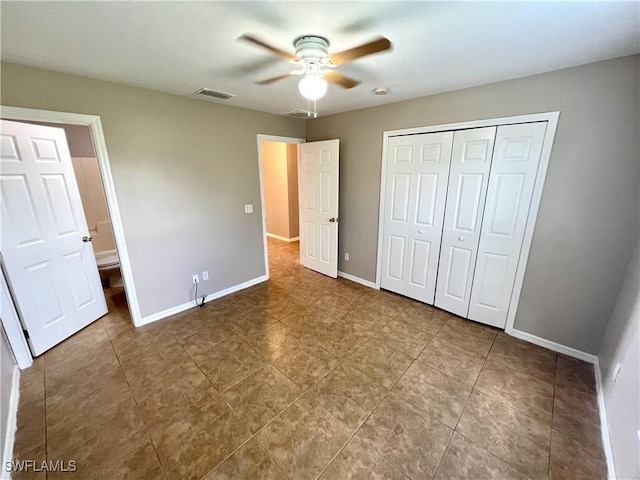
[[376, 112, 560, 334]]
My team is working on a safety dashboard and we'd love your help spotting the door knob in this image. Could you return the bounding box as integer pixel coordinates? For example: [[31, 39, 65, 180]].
[[418, 229, 424, 234], [82, 236, 93, 243], [458, 236, 464, 242], [329, 217, 336, 223]]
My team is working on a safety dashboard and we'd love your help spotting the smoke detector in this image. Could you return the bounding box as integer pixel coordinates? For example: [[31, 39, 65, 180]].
[[373, 87, 389, 96]]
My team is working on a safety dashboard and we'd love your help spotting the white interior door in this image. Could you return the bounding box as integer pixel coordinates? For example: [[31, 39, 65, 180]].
[[0, 120, 107, 356], [381, 132, 453, 303], [435, 127, 496, 317], [468, 122, 547, 328], [299, 139, 339, 278]]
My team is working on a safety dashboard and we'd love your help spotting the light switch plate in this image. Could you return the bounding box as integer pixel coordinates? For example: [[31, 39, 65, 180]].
[[244, 204, 253, 214]]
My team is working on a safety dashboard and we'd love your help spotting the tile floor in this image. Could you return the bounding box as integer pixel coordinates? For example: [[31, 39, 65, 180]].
[[12, 239, 608, 479]]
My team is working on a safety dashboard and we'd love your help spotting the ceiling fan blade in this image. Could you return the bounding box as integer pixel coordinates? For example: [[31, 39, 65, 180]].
[[239, 34, 297, 61], [329, 37, 392, 66], [324, 71, 361, 89], [255, 73, 293, 85]]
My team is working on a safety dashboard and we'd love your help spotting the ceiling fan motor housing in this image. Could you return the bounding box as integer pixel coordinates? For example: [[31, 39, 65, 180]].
[[294, 35, 330, 60]]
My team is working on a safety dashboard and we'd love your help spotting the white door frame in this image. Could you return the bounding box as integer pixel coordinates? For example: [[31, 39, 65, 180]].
[[256, 134, 306, 278], [376, 112, 560, 334], [1, 106, 142, 365]]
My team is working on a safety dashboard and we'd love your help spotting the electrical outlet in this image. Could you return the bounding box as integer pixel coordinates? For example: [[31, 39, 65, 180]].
[[613, 363, 622, 382], [244, 204, 253, 214], [344, 252, 350, 261], [202, 271, 209, 281], [192, 274, 199, 284]]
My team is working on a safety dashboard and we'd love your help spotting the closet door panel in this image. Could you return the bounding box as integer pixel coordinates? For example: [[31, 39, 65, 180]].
[[435, 127, 496, 317], [468, 122, 547, 327], [381, 132, 453, 304]]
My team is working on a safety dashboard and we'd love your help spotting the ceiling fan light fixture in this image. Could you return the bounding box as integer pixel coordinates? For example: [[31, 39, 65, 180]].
[[298, 74, 327, 101]]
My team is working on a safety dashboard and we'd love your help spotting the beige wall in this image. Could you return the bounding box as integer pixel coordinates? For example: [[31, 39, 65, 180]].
[[598, 238, 639, 479], [286, 143, 299, 238], [1, 62, 305, 318], [261, 141, 290, 238], [307, 54, 640, 354], [260, 141, 300, 240]]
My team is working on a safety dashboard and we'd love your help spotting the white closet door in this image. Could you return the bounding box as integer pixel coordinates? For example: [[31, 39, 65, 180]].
[[381, 132, 453, 303], [435, 127, 496, 317], [468, 122, 547, 328]]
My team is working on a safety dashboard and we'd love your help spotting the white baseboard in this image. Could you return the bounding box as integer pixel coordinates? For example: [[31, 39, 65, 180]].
[[594, 358, 617, 480], [507, 328, 597, 363], [337, 271, 379, 290], [266, 233, 299, 243], [2, 365, 20, 480], [508, 328, 615, 479], [137, 275, 268, 327]]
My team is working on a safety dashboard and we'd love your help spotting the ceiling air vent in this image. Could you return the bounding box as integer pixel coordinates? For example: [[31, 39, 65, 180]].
[[193, 88, 236, 101], [283, 109, 312, 119]]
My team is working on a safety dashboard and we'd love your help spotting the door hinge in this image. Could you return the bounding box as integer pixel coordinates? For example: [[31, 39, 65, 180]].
[[23, 329, 29, 339]]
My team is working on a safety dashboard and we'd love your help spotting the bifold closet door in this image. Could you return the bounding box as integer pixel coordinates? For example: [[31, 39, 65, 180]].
[[434, 127, 496, 317], [380, 132, 453, 304], [468, 122, 547, 328]]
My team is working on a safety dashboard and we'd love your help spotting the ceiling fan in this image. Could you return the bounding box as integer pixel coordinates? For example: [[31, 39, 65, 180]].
[[239, 34, 392, 102]]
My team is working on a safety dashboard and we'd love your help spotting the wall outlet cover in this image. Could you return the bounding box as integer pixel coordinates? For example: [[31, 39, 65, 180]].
[[202, 271, 209, 281], [344, 253, 350, 261], [192, 274, 199, 284], [244, 204, 253, 214]]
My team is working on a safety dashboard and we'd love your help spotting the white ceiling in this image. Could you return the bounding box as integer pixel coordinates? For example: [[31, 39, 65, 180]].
[[2, 1, 639, 117]]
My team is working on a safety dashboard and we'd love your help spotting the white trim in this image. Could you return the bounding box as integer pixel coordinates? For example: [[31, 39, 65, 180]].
[[0, 106, 143, 329], [1, 365, 20, 480], [0, 265, 32, 370], [137, 275, 268, 326], [337, 271, 379, 290], [508, 328, 597, 363], [594, 358, 617, 480], [375, 112, 560, 334], [266, 233, 300, 243], [256, 134, 306, 280]]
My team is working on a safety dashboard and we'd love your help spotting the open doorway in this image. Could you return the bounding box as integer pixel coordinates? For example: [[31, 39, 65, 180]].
[[258, 138, 302, 277]]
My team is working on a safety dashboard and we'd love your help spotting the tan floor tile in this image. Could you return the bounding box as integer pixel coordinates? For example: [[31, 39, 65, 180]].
[[46, 366, 132, 440], [550, 429, 607, 480], [434, 432, 528, 480], [131, 360, 219, 434], [184, 336, 266, 391], [93, 443, 166, 480], [307, 363, 387, 429], [434, 317, 497, 356], [491, 333, 557, 380], [163, 309, 225, 342], [341, 308, 392, 333], [13, 396, 46, 458], [272, 343, 340, 390], [255, 396, 353, 480], [204, 438, 286, 480], [151, 400, 251, 480], [226, 308, 279, 338], [12, 442, 47, 480], [393, 362, 472, 428], [47, 399, 149, 480], [347, 338, 413, 389], [475, 358, 554, 424], [552, 384, 602, 449], [418, 336, 486, 386], [44, 322, 110, 366], [223, 364, 302, 433], [456, 390, 551, 479], [555, 354, 597, 395], [319, 435, 406, 480], [395, 304, 449, 336], [244, 321, 302, 360], [375, 319, 434, 358], [357, 393, 453, 480], [120, 343, 195, 387], [44, 340, 120, 396], [352, 297, 407, 319]]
